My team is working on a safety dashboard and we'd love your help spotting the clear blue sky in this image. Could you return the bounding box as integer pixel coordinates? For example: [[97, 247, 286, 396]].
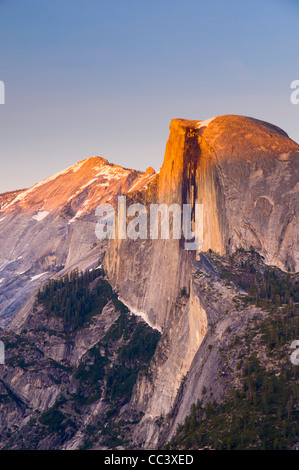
[[0, 0, 298, 192]]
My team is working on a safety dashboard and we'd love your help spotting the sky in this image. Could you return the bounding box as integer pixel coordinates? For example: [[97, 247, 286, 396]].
[[0, 0, 298, 192]]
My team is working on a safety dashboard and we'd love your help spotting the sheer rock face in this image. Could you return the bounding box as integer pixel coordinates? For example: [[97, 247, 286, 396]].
[[103, 115, 299, 446], [105, 115, 299, 332], [159, 115, 299, 270], [0, 115, 298, 449]]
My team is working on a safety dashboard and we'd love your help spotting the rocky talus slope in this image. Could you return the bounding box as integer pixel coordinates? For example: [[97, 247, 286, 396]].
[[0, 269, 161, 450], [0, 252, 297, 449], [106, 116, 299, 328]]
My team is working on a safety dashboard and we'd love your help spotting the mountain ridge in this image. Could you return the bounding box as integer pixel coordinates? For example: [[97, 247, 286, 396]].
[[0, 156, 156, 327], [0, 114, 298, 450]]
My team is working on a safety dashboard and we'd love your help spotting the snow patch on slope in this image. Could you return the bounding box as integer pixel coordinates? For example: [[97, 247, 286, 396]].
[[67, 179, 99, 202], [3, 160, 89, 210], [95, 165, 130, 181], [196, 117, 216, 129], [30, 272, 48, 282], [32, 211, 50, 222], [68, 210, 84, 225], [71, 160, 87, 173]]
